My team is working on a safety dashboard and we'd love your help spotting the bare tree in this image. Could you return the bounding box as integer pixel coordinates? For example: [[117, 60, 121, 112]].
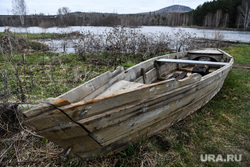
[[57, 7, 70, 26], [238, 0, 250, 29], [12, 0, 27, 26], [61, 7, 70, 15]]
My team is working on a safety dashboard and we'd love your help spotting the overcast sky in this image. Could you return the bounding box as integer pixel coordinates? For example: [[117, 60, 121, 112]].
[[0, 0, 212, 15]]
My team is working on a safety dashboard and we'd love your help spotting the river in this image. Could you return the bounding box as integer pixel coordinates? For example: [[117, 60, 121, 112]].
[[1, 26, 250, 43]]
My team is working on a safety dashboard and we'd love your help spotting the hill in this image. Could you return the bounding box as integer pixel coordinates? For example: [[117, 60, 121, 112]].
[[154, 5, 193, 13]]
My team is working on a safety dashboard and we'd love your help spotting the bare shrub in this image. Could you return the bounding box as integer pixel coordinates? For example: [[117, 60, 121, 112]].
[[169, 28, 197, 52], [73, 30, 98, 61]]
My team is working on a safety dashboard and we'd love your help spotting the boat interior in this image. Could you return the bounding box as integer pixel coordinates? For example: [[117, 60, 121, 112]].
[[56, 49, 228, 104]]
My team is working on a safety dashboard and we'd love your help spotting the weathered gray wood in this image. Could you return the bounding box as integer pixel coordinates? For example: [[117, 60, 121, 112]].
[[188, 49, 222, 55], [22, 98, 71, 118], [24, 73, 201, 131], [34, 65, 230, 145], [36, 75, 201, 137], [22, 49, 234, 159], [157, 58, 228, 66], [89, 77, 223, 146], [58, 66, 125, 103], [59, 71, 112, 102], [124, 52, 186, 82], [33, 73, 204, 143], [79, 71, 127, 101], [97, 80, 144, 98], [58, 77, 225, 159], [38, 123, 88, 140]]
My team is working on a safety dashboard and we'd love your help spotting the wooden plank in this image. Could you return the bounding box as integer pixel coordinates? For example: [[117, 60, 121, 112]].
[[58, 71, 112, 103], [134, 68, 157, 84], [57, 66, 125, 103], [97, 80, 144, 98], [38, 124, 88, 140], [22, 98, 71, 118], [157, 58, 228, 66], [188, 49, 222, 55], [79, 71, 127, 101]]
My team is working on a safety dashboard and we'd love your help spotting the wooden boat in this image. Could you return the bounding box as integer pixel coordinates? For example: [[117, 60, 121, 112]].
[[21, 48, 234, 159]]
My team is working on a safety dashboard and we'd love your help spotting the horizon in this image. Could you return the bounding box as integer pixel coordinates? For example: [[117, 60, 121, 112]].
[[0, 0, 212, 15]]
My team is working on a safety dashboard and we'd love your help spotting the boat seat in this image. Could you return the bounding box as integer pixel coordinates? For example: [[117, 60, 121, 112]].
[[97, 80, 144, 98]]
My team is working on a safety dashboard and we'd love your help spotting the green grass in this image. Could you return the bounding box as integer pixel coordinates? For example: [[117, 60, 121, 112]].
[[0, 31, 68, 39], [223, 44, 250, 66], [0, 52, 113, 103]]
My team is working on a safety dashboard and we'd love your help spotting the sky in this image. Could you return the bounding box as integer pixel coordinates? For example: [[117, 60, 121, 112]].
[[0, 0, 212, 15]]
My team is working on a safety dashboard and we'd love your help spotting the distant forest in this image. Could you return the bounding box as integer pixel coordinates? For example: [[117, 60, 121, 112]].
[[0, 0, 249, 30]]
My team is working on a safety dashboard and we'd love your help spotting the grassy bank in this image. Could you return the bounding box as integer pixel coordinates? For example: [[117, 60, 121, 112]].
[[0, 31, 68, 39], [0, 30, 249, 167]]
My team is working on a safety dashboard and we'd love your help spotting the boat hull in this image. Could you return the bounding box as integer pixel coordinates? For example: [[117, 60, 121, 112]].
[[22, 49, 233, 159]]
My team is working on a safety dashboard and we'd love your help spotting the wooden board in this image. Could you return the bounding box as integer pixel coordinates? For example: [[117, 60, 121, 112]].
[[58, 66, 125, 103], [97, 80, 144, 98], [156, 59, 228, 66], [188, 49, 223, 55]]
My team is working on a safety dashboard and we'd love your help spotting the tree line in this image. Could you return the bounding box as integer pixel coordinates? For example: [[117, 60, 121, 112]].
[[0, 0, 249, 29], [191, 0, 249, 29]]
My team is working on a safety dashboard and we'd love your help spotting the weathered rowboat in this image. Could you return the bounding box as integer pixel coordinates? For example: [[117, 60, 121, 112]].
[[21, 48, 233, 159]]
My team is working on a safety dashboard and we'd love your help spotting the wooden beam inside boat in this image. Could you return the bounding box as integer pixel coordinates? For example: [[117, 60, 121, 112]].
[[156, 59, 228, 66]]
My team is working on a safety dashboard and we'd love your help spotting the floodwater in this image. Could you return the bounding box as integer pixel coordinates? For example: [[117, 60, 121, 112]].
[[1, 26, 249, 53], [1, 26, 250, 42]]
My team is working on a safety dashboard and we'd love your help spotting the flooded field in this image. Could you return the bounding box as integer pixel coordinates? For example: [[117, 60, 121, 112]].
[[1, 26, 249, 53], [1, 26, 250, 42]]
